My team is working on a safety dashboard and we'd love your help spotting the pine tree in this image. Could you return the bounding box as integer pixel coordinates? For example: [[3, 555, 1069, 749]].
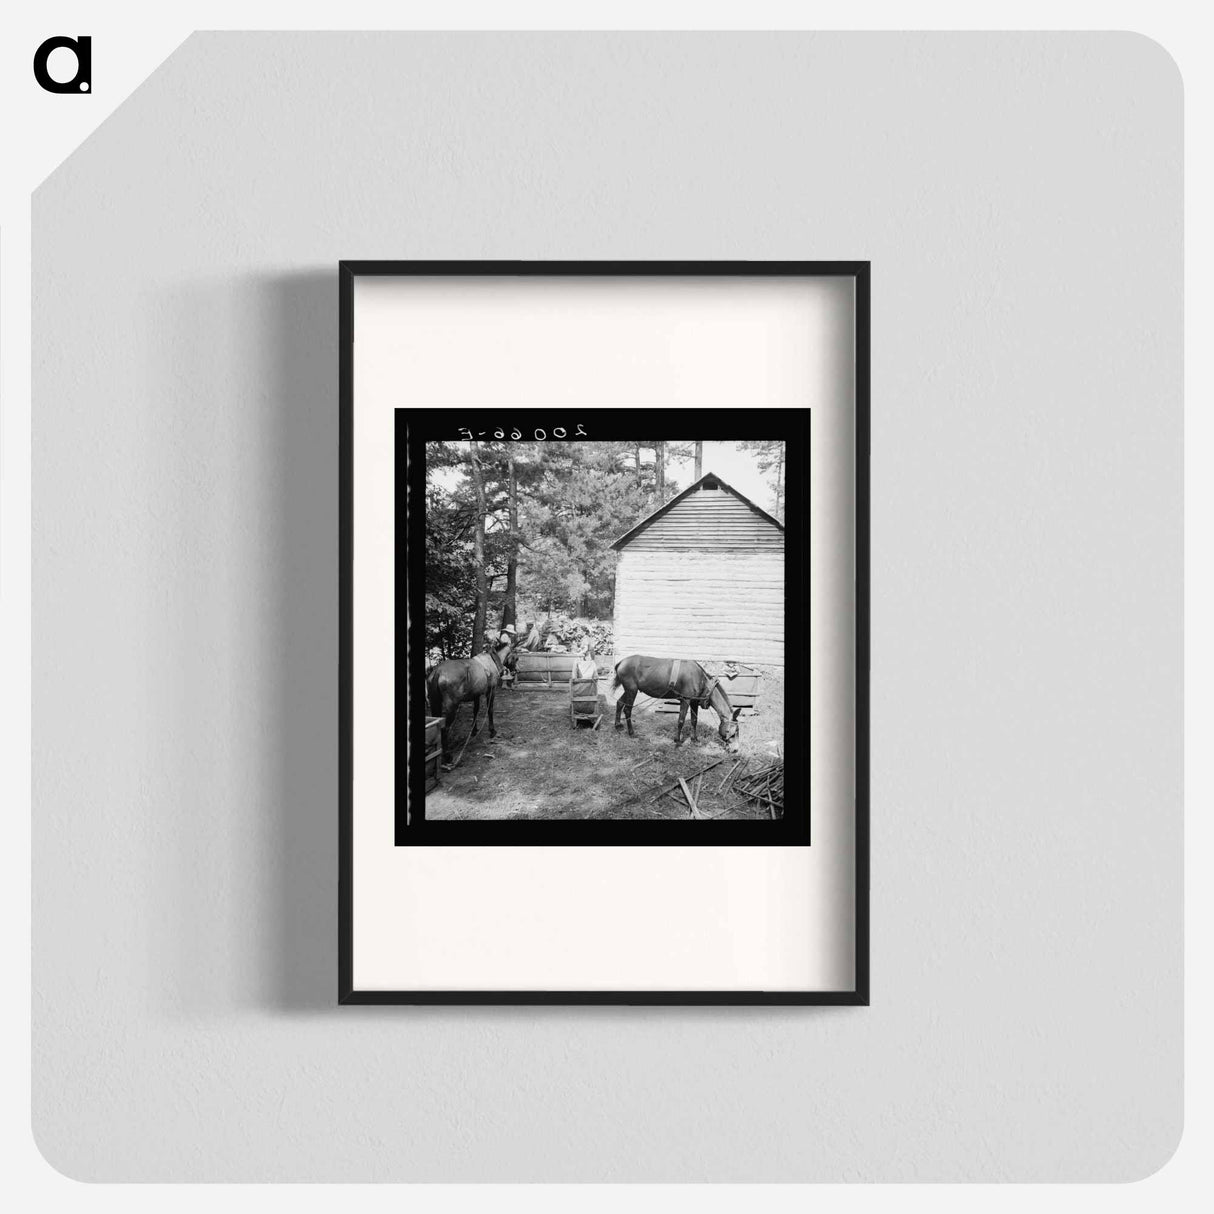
[[468, 440, 488, 649], [739, 439, 786, 521]]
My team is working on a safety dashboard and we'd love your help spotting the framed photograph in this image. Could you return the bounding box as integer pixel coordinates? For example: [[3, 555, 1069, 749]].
[[340, 261, 869, 1004]]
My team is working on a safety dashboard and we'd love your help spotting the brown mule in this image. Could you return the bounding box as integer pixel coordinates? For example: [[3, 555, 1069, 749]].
[[426, 635, 515, 766], [610, 655, 741, 752]]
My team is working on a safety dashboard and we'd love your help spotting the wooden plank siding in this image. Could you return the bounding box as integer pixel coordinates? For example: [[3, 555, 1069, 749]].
[[611, 477, 785, 668], [622, 486, 782, 551], [613, 549, 784, 667]]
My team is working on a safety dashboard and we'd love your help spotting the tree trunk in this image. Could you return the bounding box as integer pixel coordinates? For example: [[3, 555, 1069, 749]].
[[775, 445, 785, 522], [656, 441, 665, 502], [501, 454, 518, 632], [469, 440, 488, 652], [694, 440, 703, 479], [635, 442, 642, 488]]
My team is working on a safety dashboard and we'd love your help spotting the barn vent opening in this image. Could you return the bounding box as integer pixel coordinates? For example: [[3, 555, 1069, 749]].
[[702, 477, 720, 490]]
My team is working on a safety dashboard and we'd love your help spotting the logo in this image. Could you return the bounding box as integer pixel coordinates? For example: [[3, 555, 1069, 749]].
[[33, 35, 91, 94]]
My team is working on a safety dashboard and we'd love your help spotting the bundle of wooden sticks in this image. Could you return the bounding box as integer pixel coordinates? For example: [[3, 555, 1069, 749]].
[[718, 756, 784, 818]]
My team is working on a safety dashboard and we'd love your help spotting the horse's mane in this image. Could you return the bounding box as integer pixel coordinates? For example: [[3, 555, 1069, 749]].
[[700, 664, 733, 713]]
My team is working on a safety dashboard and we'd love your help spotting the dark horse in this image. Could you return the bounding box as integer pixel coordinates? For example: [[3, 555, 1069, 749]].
[[611, 655, 741, 752], [426, 634, 516, 766]]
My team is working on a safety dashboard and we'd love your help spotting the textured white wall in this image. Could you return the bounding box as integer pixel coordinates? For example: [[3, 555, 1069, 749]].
[[32, 32, 1182, 1181], [615, 549, 785, 665]]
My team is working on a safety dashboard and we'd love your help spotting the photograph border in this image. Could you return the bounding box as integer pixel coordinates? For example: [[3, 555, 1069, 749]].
[[339, 260, 870, 1006], [400, 407, 809, 846]]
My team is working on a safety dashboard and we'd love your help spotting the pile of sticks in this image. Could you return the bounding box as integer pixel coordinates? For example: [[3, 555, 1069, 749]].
[[621, 753, 786, 821], [719, 756, 784, 818]]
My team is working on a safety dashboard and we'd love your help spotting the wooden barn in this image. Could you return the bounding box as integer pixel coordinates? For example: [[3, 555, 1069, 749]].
[[610, 472, 784, 668]]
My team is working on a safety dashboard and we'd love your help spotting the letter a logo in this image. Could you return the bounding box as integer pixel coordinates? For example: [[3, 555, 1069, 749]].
[[34, 35, 92, 94]]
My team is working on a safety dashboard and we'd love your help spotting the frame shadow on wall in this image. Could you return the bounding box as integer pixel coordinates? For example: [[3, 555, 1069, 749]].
[[270, 271, 342, 1011]]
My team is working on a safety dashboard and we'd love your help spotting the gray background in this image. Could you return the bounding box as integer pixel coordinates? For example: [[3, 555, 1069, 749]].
[[32, 33, 1182, 1181]]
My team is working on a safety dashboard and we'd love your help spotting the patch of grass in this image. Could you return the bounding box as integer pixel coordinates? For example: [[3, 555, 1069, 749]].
[[425, 668, 786, 821]]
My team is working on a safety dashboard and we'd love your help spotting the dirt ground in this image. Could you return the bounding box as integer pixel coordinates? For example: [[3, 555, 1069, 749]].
[[425, 666, 785, 820]]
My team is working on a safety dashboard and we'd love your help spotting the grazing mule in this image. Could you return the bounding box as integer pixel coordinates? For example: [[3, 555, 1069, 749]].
[[426, 634, 515, 766], [610, 655, 741, 752]]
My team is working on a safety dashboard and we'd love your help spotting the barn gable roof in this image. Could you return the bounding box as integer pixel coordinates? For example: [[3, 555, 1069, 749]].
[[610, 471, 784, 551]]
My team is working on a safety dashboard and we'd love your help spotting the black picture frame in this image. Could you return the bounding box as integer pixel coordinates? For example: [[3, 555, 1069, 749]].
[[339, 260, 870, 1006]]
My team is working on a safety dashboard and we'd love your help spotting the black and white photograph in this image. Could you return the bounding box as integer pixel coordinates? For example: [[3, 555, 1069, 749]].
[[415, 429, 790, 815], [402, 410, 809, 842]]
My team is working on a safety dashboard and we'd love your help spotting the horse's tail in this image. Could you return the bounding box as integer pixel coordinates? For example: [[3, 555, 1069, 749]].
[[610, 657, 632, 701], [426, 668, 443, 718]]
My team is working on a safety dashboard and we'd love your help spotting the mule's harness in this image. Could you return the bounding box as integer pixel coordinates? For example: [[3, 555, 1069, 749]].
[[472, 653, 499, 681], [667, 658, 681, 697], [472, 644, 509, 685], [667, 658, 719, 709]]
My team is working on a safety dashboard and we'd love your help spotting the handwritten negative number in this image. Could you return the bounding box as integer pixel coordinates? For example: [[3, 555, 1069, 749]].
[[454, 424, 587, 440]]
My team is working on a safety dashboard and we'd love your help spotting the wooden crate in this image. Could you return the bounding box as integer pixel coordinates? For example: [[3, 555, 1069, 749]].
[[719, 667, 762, 716], [424, 716, 443, 790], [569, 676, 601, 727], [655, 663, 763, 717], [424, 716, 442, 751]]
